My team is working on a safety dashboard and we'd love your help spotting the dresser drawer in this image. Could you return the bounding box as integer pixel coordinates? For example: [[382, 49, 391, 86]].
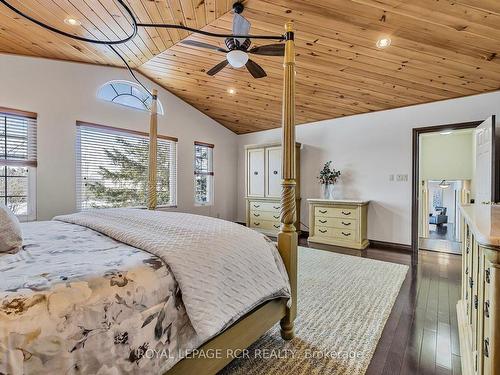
[[315, 226, 357, 241], [315, 217, 356, 229], [249, 201, 280, 212], [250, 219, 281, 231], [315, 206, 359, 219], [249, 211, 281, 221]]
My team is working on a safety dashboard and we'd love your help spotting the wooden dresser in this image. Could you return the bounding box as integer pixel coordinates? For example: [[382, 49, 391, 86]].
[[458, 204, 500, 375], [307, 199, 369, 250], [245, 142, 301, 236]]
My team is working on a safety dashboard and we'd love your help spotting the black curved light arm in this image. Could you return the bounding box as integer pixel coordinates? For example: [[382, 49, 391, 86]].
[[0, 0, 287, 95], [0, 0, 285, 43], [0, 0, 138, 44]]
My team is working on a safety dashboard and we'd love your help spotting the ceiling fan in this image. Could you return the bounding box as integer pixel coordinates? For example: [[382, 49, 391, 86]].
[[180, 2, 284, 78]]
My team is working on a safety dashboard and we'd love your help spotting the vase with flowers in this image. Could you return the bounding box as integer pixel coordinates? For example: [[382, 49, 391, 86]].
[[317, 161, 341, 200]]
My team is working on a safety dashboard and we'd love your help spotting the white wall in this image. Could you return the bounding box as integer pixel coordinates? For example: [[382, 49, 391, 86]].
[[0, 54, 238, 221], [237, 91, 500, 245], [420, 129, 474, 181]]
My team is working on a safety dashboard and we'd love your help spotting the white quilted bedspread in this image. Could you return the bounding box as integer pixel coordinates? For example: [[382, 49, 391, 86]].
[[55, 209, 290, 342]]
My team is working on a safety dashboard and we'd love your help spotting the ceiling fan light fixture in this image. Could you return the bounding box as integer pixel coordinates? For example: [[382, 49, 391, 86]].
[[64, 17, 81, 26], [226, 49, 249, 68], [376, 37, 391, 49]]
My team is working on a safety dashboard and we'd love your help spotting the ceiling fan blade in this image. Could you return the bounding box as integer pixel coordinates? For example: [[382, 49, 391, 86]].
[[206, 60, 229, 76], [233, 13, 251, 35], [248, 43, 285, 56], [181, 39, 227, 52], [245, 59, 267, 79]]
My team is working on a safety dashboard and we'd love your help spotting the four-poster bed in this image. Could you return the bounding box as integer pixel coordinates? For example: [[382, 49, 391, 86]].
[[149, 22, 298, 375]]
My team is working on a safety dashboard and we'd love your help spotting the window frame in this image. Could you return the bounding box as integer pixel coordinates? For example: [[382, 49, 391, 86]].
[[0, 107, 37, 221], [194, 141, 214, 207], [97, 80, 165, 115], [76, 121, 177, 211]]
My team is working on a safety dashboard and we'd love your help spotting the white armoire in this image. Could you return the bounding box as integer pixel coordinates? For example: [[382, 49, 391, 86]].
[[245, 142, 301, 236]]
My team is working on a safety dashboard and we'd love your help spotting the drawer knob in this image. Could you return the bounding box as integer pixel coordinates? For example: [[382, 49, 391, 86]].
[[253, 213, 260, 217], [253, 222, 260, 226], [319, 210, 327, 214], [273, 205, 280, 209], [485, 268, 491, 284], [273, 170, 278, 175], [253, 204, 260, 208], [469, 277, 474, 289], [342, 232, 351, 236], [319, 219, 327, 224], [273, 224, 280, 228], [485, 300, 490, 318], [484, 338, 490, 358], [273, 215, 279, 219], [474, 295, 478, 310], [254, 171, 258, 175], [341, 221, 351, 226], [319, 229, 327, 233], [342, 211, 351, 216]]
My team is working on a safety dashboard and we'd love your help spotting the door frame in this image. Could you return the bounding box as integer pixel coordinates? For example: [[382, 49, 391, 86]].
[[411, 121, 482, 264]]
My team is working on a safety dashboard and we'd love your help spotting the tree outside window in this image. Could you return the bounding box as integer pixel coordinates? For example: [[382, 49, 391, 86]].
[[194, 142, 214, 206], [77, 123, 177, 210]]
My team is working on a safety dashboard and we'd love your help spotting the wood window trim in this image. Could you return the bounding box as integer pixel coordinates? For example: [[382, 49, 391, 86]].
[[0, 160, 37, 167], [76, 121, 178, 142], [194, 141, 215, 148], [0, 106, 37, 119]]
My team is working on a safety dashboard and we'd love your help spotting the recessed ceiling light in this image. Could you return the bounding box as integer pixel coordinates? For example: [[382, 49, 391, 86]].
[[227, 88, 236, 94], [64, 18, 81, 26], [376, 37, 391, 49], [440, 131, 452, 135]]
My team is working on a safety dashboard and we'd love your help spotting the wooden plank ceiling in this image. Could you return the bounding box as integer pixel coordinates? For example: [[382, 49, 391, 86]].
[[1, 0, 500, 134], [0, 0, 233, 66]]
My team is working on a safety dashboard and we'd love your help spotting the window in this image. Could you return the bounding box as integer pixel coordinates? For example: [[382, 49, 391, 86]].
[[194, 141, 214, 206], [97, 80, 165, 115], [0, 107, 37, 221], [76, 122, 177, 210]]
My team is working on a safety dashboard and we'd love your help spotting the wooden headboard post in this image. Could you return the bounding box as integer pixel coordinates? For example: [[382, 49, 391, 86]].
[[278, 21, 298, 341], [147, 89, 158, 210]]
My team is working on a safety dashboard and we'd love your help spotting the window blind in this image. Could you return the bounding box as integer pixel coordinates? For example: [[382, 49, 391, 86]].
[[76, 122, 177, 210], [194, 141, 214, 205], [0, 108, 37, 221]]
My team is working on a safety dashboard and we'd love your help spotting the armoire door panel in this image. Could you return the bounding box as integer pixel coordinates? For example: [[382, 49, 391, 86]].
[[266, 146, 282, 198], [248, 148, 265, 197]]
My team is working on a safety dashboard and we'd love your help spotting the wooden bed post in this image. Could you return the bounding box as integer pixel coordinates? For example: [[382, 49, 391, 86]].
[[147, 89, 158, 210], [278, 21, 298, 341]]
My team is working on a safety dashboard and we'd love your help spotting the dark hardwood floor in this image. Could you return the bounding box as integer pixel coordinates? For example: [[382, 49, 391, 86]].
[[428, 223, 456, 241], [300, 239, 463, 375]]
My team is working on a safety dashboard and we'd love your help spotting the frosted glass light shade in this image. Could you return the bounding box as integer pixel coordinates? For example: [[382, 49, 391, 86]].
[[226, 50, 248, 68]]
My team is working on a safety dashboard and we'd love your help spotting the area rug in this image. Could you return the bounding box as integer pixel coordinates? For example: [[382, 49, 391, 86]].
[[220, 246, 408, 375]]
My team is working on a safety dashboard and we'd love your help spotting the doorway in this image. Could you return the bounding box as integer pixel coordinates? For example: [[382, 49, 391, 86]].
[[411, 121, 481, 263], [419, 179, 467, 254]]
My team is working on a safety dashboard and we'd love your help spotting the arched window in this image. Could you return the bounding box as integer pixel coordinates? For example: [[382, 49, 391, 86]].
[[97, 80, 164, 115]]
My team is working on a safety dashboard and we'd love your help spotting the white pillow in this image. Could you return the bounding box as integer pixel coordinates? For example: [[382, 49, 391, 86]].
[[0, 204, 23, 253]]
